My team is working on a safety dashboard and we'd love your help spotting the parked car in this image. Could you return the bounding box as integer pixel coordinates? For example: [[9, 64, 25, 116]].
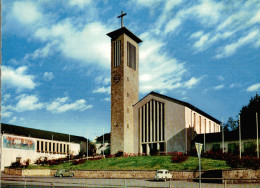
[[54, 169, 74, 177], [154, 169, 172, 181]]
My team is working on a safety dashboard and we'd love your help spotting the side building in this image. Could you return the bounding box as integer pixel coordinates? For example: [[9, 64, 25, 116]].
[[1, 123, 87, 171], [132, 92, 221, 155]]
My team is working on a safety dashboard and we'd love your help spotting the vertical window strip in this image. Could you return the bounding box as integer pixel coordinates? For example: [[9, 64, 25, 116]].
[[162, 103, 165, 141], [146, 103, 149, 142], [156, 101, 159, 142], [145, 104, 147, 142], [148, 102, 150, 142], [127, 41, 136, 70], [158, 102, 162, 141], [118, 40, 121, 66], [151, 100, 154, 142], [114, 41, 116, 67], [114, 40, 121, 68]]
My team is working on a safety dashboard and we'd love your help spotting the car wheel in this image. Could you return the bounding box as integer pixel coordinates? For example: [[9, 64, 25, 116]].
[[59, 174, 63, 178], [71, 173, 74, 177]]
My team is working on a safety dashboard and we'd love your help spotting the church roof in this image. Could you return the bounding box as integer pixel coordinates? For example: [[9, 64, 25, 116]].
[[107, 27, 142, 43], [135, 91, 221, 124], [1, 123, 87, 143]]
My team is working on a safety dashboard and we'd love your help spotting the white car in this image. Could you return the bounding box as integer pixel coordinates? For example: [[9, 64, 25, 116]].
[[154, 169, 173, 181]]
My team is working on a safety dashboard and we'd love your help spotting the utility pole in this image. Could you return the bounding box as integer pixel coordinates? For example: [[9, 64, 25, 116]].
[[195, 143, 203, 188], [239, 115, 242, 159], [222, 117, 224, 153], [257, 112, 259, 158], [87, 132, 88, 161], [103, 128, 105, 156]]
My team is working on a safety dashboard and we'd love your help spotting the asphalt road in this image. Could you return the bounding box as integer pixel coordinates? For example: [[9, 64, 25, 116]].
[[1, 174, 260, 188]]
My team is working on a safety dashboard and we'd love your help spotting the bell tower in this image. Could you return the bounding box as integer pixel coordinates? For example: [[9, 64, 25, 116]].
[[107, 11, 142, 154]]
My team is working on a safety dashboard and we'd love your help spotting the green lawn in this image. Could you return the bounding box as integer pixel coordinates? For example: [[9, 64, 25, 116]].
[[27, 156, 230, 171]]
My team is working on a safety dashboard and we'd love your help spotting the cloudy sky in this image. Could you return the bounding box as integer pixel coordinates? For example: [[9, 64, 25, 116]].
[[2, 0, 260, 140]]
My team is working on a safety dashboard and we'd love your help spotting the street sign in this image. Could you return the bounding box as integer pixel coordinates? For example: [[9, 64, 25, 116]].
[[195, 142, 203, 156], [195, 142, 203, 188]]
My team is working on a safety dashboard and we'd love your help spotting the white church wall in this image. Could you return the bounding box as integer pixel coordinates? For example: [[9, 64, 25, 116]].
[[164, 98, 186, 153], [1, 134, 80, 171]]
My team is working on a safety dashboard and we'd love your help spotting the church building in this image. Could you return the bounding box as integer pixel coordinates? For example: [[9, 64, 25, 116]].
[[107, 12, 221, 155]]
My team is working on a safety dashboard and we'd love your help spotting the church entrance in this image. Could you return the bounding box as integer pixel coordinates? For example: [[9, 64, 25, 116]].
[[150, 143, 158, 155]]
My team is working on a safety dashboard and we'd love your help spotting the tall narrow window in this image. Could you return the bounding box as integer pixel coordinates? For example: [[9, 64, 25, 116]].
[[49, 142, 51, 152], [140, 100, 164, 143], [37, 141, 40, 151], [114, 40, 121, 68], [199, 116, 202, 133], [193, 113, 196, 131], [127, 42, 136, 70]]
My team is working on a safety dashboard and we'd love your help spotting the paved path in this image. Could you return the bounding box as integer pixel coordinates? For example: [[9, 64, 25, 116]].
[[1, 173, 260, 187], [2, 177, 260, 187]]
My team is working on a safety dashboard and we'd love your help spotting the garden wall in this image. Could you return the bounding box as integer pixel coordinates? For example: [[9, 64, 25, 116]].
[[4, 168, 260, 183]]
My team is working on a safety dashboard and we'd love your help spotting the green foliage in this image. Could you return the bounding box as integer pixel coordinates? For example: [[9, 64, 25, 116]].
[[240, 93, 260, 137], [224, 117, 239, 132], [26, 156, 230, 171], [88, 141, 96, 156]]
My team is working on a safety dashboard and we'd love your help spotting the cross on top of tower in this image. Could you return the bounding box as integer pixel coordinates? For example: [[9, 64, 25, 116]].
[[117, 11, 127, 28]]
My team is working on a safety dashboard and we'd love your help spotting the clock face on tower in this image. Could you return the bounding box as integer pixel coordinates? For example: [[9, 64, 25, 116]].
[[113, 73, 121, 84]]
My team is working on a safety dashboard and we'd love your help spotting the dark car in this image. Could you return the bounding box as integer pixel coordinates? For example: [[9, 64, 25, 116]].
[[54, 169, 74, 177]]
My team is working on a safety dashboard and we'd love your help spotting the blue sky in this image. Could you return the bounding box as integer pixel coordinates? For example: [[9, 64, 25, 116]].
[[2, 0, 260, 140]]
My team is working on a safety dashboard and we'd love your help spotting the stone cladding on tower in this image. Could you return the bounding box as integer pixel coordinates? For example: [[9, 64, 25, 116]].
[[107, 27, 142, 154]]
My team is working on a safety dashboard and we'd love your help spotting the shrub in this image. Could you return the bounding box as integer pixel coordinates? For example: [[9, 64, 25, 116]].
[[115, 151, 124, 157], [72, 159, 86, 165], [171, 153, 188, 163]]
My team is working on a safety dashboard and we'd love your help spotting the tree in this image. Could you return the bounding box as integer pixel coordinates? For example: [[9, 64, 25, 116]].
[[224, 117, 239, 132], [88, 141, 96, 156], [240, 93, 260, 137]]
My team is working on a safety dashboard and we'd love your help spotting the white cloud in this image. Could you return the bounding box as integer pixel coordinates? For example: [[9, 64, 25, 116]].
[[164, 18, 181, 34], [104, 97, 111, 102], [216, 30, 259, 58], [9, 117, 17, 124], [214, 84, 224, 90], [139, 33, 188, 94], [15, 94, 44, 112], [135, 0, 163, 7], [93, 86, 111, 94], [247, 83, 260, 92], [69, 0, 92, 8], [1, 105, 13, 118], [34, 20, 111, 68], [3, 94, 11, 102], [218, 75, 225, 81], [183, 77, 203, 89], [25, 41, 58, 60], [43, 72, 55, 81], [190, 31, 204, 39], [2, 66, 36, 92], [229, 83, 241, 88], [46, 97, 92, 113], [193, 33, 210, 51], [12, 1, 42, 24], [154, 0, 183, 34]]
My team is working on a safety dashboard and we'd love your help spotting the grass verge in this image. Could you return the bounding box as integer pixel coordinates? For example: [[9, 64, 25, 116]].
[[27, 156, 230, 171]]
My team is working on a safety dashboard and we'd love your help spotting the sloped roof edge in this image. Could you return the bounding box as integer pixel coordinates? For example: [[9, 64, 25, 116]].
[[1, 123, 87, 143], [134, 91, 221, 124], [106, 27, 142, 43]]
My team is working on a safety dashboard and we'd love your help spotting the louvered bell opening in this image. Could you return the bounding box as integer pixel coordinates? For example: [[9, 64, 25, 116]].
[[127, 41, 136, 70]]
